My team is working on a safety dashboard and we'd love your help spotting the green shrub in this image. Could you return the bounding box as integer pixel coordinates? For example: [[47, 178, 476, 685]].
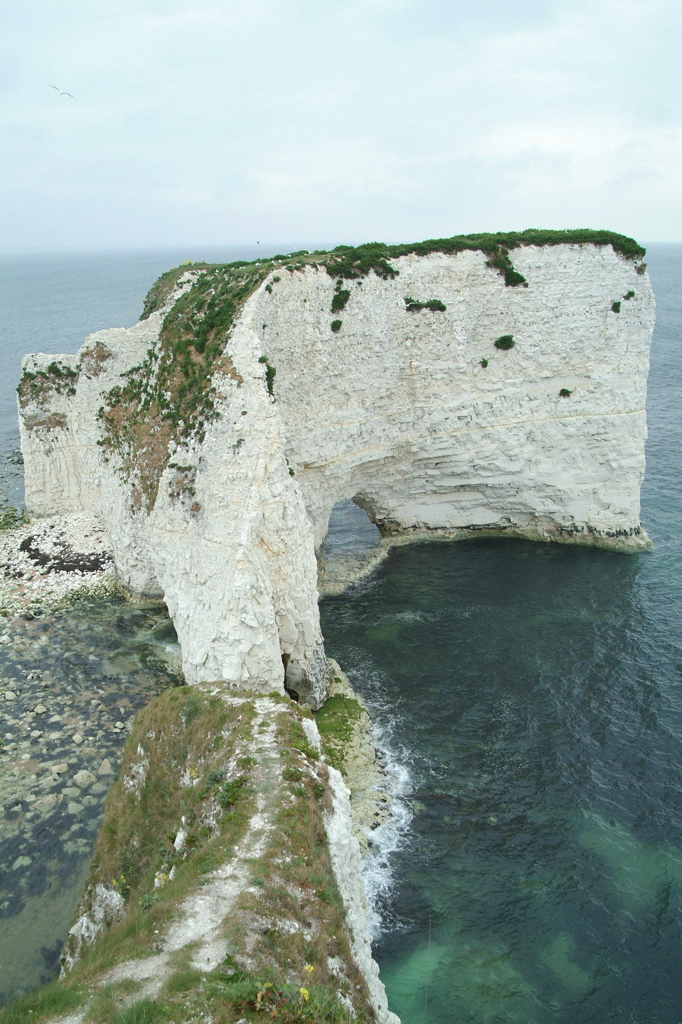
[[218, 775, 248, 809], [494, 335, 515, 350], [624, 290, 635, 300], [331, 320, 342, 333], [331, 289, 351, 312], [484, 250, 528, 288], [139, 892, 162, 909], [559, 388, 572, 397], [480, 358, 489, 368], [258, 355, 276, 396], [611, 301, 621, 313], [404, 297, 446, 312]]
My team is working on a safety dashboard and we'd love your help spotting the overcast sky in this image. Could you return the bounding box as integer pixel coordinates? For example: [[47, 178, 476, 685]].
[[1, 0, 680, 250]]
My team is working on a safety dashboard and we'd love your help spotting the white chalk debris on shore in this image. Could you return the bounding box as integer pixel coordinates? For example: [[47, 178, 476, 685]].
[[0, 512, 115, 615]]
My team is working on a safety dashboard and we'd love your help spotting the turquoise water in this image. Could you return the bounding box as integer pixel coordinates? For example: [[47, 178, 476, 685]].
[[319, 245, 682, 1023]]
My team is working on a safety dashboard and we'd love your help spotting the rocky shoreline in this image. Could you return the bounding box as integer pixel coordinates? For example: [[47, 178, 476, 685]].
[[0, 513, 117, 619], [0, 515, 184, 1002]]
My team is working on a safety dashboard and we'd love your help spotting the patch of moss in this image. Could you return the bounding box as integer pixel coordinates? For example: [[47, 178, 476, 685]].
[[314, 693, 364, 775], [494, 334, 515, 350]]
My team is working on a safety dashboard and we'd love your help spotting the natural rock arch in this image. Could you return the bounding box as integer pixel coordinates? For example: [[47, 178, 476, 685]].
[[19, 237, 654, 707]]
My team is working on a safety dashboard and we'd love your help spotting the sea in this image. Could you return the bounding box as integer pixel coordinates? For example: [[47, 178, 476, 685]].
[[0, 242, 680, 1022]]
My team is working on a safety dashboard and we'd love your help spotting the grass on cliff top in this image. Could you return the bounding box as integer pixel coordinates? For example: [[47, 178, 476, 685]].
[[140, 229, 646, 319]]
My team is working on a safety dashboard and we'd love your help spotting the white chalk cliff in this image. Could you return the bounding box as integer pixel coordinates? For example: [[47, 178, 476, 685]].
[[18, 238, 655, 707]]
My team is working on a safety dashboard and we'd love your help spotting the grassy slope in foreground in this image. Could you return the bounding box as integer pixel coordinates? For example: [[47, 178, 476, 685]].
[[1, 686, 371, 1024]]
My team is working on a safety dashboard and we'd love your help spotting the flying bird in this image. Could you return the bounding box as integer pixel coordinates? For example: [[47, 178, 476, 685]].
[[47, 85, 76, 99]]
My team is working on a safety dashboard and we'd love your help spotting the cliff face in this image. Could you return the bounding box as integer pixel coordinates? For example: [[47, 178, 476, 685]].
[[18, 237, 655, 706]]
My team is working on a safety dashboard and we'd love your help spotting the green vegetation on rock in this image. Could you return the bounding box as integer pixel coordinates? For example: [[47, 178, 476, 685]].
[[314, 229, 645, 289], [17, 361, 78, 408], [140, 264, 207, 321], [258, 355, 276, 397], [100, 262, 264, 511], [314, 689, 365, 776], [0, 501, 28, 530], [494, 334, 515, 350], [404, 296, 446, 312], [330, 289, 351, 313]]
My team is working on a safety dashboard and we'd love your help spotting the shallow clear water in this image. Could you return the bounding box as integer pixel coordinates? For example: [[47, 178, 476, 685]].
[[0, 600, 181, 1001], [320, 245, 682, 1023]]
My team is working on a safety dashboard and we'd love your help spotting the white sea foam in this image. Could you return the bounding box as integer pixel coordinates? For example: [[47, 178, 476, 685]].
[[352, 677, 415, 938]]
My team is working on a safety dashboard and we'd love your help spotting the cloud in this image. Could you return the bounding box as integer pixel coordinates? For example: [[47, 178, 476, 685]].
[[1, 0, 680, 247]]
